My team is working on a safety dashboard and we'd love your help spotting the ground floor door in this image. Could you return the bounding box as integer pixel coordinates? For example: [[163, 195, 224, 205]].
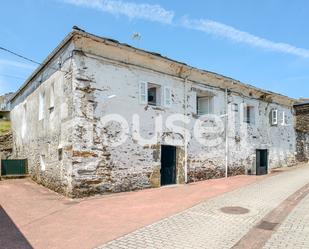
[[256, 149, 268, 175], [161, 145, 176, 186]]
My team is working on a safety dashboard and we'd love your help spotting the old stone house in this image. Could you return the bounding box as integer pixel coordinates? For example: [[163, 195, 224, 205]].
[[9, 27, 297, 197]]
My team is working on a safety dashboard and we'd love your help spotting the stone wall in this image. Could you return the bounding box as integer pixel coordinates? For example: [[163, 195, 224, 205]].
[[10, 42, 76, 196], [0, 132, 13, 159], [295, 103, 309, 162]]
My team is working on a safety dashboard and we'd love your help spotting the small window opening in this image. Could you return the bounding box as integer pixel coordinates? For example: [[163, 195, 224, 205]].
[[39, 91, 45, 120], [49, 83, 55, 113], [40, 155, 46, 171], [196, 92, 214, 116], [244, 105, 255, 124], [148, 83, 161, 106], [58, 148, 63, 161]]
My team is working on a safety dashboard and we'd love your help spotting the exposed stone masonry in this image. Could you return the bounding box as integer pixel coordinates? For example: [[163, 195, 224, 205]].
[[0, 132, 13, 159], [295, 103, 309, 162]]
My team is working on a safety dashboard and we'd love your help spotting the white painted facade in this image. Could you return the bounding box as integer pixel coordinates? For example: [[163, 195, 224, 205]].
[[9, 29, 296, 197]]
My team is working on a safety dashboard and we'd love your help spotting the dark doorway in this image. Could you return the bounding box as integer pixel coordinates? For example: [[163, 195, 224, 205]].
[[160, 145, 176, 186], [256, 149, 268, 175]]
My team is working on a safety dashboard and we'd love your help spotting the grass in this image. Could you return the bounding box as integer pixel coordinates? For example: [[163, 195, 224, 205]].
[[0, 120, 11, 135]]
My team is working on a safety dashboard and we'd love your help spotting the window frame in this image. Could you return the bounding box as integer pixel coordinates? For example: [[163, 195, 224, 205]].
[[196, 95, 214, 116], [270, 109, 278, 126], [244, 105, 255, 124], [39, 91, 45, 121], [139, 81, 171, 108]]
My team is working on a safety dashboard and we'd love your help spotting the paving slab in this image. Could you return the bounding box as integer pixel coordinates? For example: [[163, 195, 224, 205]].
[[96, 164, 309, 249]]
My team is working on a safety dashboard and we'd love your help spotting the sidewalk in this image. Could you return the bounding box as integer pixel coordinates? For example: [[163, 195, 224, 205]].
[[0, 170, 274, 249], [97, 164, 309, 249]]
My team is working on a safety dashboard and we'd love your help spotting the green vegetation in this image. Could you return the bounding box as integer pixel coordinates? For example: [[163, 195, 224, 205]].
[[0, 120, 11, 135]]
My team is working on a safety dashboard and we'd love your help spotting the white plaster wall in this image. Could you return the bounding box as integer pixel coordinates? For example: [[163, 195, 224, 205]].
[[9, 34, 297, 196], [71, 52, 296, 193], [11, 69, 74, 194]]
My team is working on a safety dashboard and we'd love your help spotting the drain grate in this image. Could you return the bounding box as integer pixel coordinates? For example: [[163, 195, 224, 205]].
[[220, 206, 250, 215], [256, 220, 278, 231]]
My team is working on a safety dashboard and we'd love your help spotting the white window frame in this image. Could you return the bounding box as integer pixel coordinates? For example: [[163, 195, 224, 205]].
[[139, 81, 148, 105], [139, 81, 172, 108], [39, 91, 45, 121], [50, 82, 55, 109], [163, 86, 172, 108], [40, 155, 46, 171], [244, 105, 255, 124], [197, 96, 214, 116], [281, 111, 287, 126], [21, 103, 27, 138], [232, 103, 239, 112], [271, 109, 278, 126]]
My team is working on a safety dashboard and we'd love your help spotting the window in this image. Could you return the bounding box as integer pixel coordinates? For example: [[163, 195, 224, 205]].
[[197, 96, 214, 116], [139, 81, 147, 104], [21, 103, 27, 138], [148, 87, 157, 105], [232, 103, 239, 112], [39, 91, 45, 120], [244, 106, 255, 124], [281, 111, 287, 125], [58, 148, 63, 161], [49, 83, 55, 112], [139, 82, 170, 107], [270, 109, 278, 126], [148, 83, 161, 106], [40, 155, 46, 171], [163, 86, 172, 107]]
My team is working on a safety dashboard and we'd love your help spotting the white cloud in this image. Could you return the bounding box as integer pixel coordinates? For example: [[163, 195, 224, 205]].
[[0, 59, 36, 70], [182, 17, 309, 58], [62, 0, 174, 24]]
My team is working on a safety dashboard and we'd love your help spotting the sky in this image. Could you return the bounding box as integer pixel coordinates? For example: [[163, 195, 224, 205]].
[[0, 0, 309, 98]]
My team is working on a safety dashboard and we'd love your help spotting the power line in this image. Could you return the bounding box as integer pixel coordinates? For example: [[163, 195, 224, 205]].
[[0, 46, 70, 73], [0, 46, 40, 65], [0, 73, 26, 80]]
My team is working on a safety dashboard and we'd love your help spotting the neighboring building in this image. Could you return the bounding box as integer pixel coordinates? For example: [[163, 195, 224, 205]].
[[0, 93, 14, 159], [294, 101, 309, 162], [0, 92, 14, 120], [9, 27, 297, 197]]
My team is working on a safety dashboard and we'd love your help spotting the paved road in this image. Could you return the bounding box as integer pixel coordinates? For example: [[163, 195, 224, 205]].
[[97, 165, 309, 249]]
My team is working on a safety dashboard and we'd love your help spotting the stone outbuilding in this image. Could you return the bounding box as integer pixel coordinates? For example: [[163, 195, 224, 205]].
[[294, 101, 309, 162], [0, 92, 13, 120], [9, 27, 298, 197]]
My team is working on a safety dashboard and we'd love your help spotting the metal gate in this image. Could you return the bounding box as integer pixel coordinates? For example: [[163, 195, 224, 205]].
[[1, 159, 28, 176]]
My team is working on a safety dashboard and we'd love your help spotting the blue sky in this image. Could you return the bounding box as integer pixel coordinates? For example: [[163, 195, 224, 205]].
[[1, 0, 309, 98]]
